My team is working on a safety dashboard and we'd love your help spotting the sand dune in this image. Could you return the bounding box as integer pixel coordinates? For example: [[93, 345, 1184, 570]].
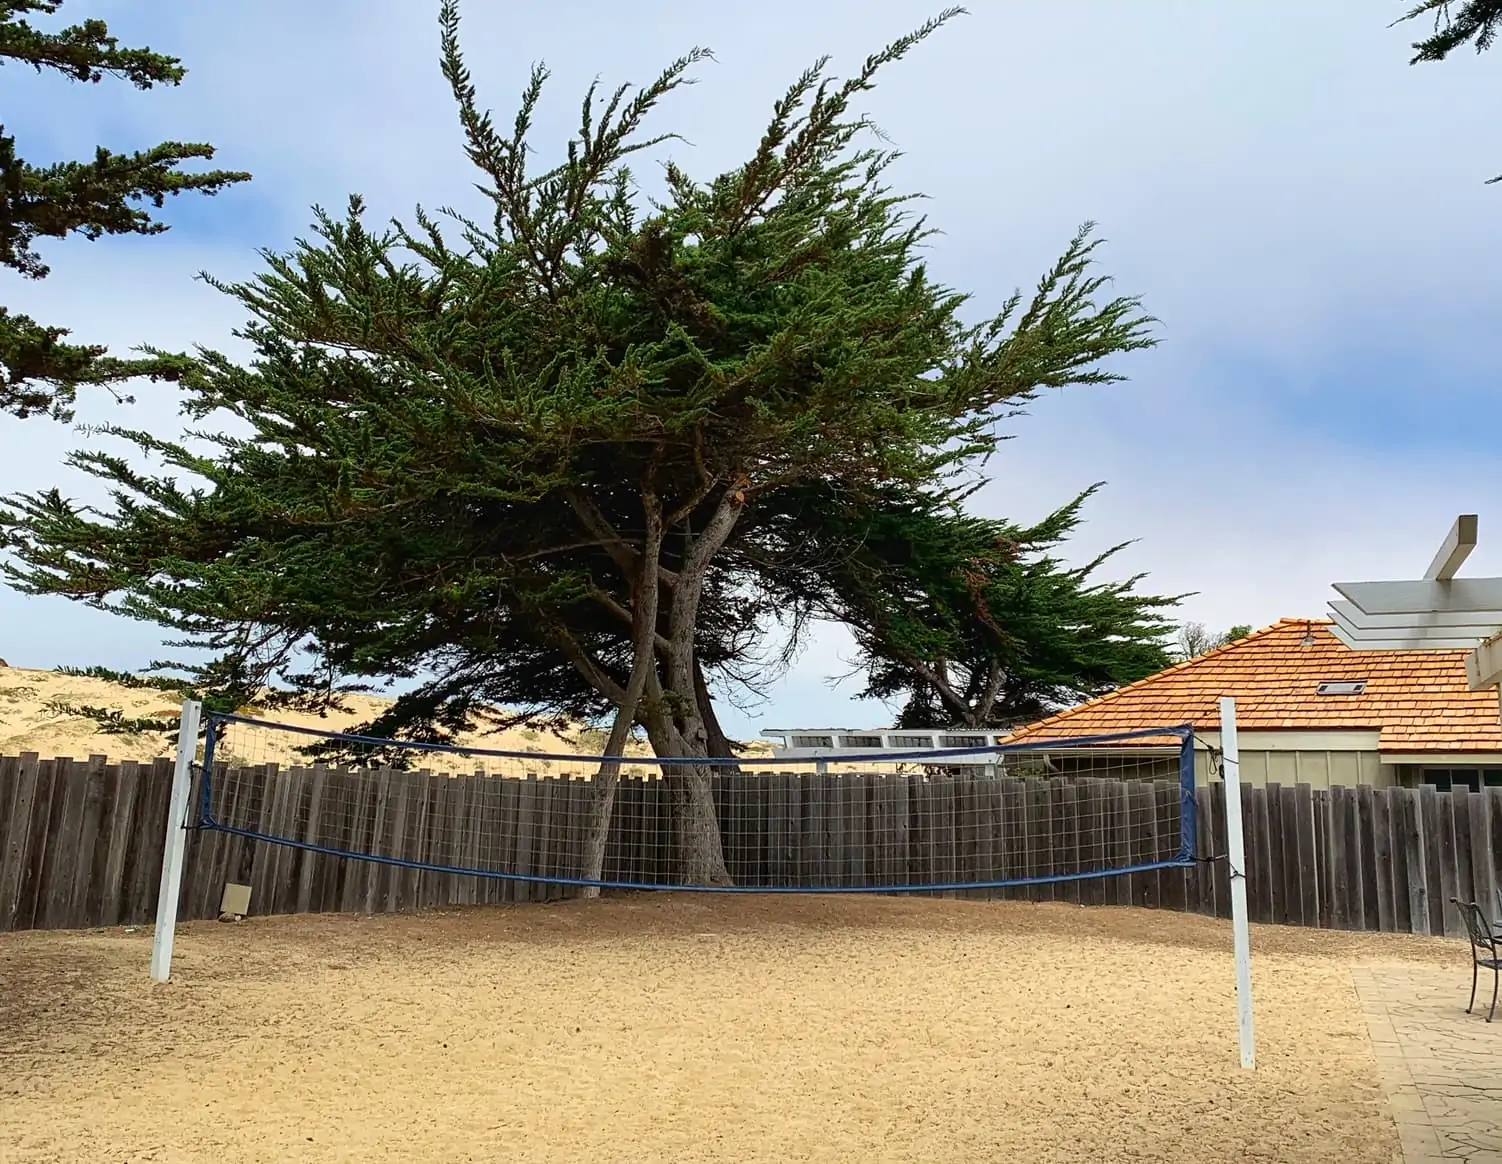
[[0, 663, 768, 766]]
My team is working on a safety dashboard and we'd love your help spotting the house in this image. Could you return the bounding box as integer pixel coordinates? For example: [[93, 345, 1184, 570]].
[[1004, 618, 1502, 790]]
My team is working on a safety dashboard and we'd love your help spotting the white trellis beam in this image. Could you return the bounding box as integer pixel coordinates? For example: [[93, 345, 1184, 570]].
[[1425, 513, 1477, 581], [1324, 517, 1502, 711], [1467, 632, 1502, 692], [1333, 578, 1502, 617]]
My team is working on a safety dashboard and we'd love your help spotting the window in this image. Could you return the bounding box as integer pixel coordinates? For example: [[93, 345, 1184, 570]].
[[1316, 680, 1367, 696], [1421, 768, 1502, 793]]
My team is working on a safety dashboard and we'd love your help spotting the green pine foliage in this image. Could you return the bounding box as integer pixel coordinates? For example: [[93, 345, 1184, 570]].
[[0, 3, 1164, 882], [1394, 0, 1502, 181], [0, 0, 250, 419], [749, 482, 1180, 729], [1398, 0, 1502, 60]]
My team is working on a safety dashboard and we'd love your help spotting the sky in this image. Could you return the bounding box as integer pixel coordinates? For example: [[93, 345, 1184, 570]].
[[2, 0, 1500, 739]]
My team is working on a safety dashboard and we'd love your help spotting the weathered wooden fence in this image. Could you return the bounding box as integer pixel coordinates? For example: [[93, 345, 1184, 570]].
[[2, 752, 1498, 936]]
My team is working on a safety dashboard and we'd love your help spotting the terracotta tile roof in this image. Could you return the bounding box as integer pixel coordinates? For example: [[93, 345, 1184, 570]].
[[1006, 619, 1502, 754]]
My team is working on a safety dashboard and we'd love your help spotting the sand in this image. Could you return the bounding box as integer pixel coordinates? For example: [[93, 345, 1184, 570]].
[[0, 895, 1456, 1163]]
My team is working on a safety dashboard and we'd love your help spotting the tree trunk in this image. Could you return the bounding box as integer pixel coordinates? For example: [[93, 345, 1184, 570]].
[[671, 764, 733, 885], [694, 656, 739, 776], [577, 705, 630, 900], [642, 714, 733, 887], [651, 488, 744, 886], [578, 496, 665, 898]]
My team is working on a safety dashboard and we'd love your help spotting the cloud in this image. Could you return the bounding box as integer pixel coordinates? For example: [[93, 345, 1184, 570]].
[[2, 0, 1499, 740]]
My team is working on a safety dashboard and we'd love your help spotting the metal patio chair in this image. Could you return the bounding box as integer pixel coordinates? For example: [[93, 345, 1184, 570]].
[[1450, 897, 1501, 1022]]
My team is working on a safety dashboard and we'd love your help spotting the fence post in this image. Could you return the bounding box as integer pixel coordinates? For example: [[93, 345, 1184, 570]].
[[1219, 695, 1256, 1070], [149, 700, 202, 982]]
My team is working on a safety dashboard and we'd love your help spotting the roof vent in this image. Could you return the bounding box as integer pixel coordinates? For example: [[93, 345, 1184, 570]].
[[1316, 680, 1367, 696]]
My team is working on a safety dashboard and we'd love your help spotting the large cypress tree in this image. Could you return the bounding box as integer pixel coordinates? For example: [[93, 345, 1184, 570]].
[[1, 0, 250, 419], [1, 2, 1160, 884]]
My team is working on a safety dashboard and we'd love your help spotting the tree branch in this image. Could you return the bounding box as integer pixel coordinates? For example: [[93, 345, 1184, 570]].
[[975, 657, 1005, 727], [563, 485, 681, 586], [563, 487, 637, 575], [905, 654, 970, 723], [550, 626, 627, 705], [586, 582, 673, 653]]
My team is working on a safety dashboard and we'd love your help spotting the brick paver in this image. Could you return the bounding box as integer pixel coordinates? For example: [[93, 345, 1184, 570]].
[[1354, 965, 1502, 1163]]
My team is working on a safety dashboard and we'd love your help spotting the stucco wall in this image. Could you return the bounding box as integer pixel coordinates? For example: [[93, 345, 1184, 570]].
[[1193, 747, 1391, 788]]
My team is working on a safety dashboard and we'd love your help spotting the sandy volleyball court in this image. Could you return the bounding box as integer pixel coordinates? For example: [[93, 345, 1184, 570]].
[[0, 895, 1456, 1162]]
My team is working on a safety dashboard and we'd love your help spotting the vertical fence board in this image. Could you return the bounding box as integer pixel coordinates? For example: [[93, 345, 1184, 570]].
[[1399, 787, 1429, 936], [1278, 785, 1303, 927], [1260, 783, 1281, 923], [1485, 789, 1502, 920], [1344, 782, 1366, 929], [1435, 789, 1460, 937], [85, 765, 126, 931], [1211, 782, 1231, 918], [1139, 781, 1161, 909], [1023, 779, 1050, 901], [1106, 779, 1130, 907], [1190, 784, 1212, 916], [1419, 784, 1444, 936], [38, 758, 83, 930], [494, 775, 522, 903], [1294, 784, 1319, 929], [1355, 785, 1380, 932], [1329, 786, 1351, 930], [459, 775, 484, 905], [1056, 781, 1079, 905], [1468, 791, 1494, 916], [1156, 781, 1185, 913], [1450, 790, 1474, 926], [294, 767, 328, 915], [1313, 790, 1332, 930], [97, 760, 138, 927], [0, 755, 14, 859], [514, 776, 539, 902], [1381, 787, 1405, 931], [0, 754, 42, 931], [1370, 790, 1395, 932], [66, 757, 110, 928]]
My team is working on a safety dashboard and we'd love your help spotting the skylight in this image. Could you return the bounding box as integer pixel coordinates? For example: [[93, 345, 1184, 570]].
[[1316, 680, 1367, 696]]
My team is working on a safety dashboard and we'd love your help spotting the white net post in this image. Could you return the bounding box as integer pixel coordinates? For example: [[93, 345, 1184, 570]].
[[1218, 695, 1255, 1070], [150, 699, 203, 983]]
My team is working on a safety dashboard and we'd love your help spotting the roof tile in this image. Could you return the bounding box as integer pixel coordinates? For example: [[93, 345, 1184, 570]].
[[1007, 619, 1502, 754]]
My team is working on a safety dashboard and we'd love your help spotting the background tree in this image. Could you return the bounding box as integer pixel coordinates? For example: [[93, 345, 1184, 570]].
[[1398, 0, 1502, 59], [1174, 621, 1253, 661], [751, 482, 1179, 728], [1394, 0, 1501, 180], [1, 0, 250, 419], [1, 2, 1160, 885]]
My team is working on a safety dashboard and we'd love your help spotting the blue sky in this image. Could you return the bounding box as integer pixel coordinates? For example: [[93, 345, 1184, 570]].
[[2, 0, 1500, 738]]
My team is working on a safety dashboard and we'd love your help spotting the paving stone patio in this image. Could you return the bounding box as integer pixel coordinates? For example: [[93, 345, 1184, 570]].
[[1354, 964, 1502, 1163]]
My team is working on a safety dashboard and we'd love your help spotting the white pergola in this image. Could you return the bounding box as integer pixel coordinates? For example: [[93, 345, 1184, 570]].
[[1327, 513, 1502, 697]]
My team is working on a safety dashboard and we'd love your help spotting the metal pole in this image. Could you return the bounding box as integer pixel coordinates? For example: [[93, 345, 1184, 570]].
[[150, 700, 202, 983], [1219, 695, 1255, 1069]]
